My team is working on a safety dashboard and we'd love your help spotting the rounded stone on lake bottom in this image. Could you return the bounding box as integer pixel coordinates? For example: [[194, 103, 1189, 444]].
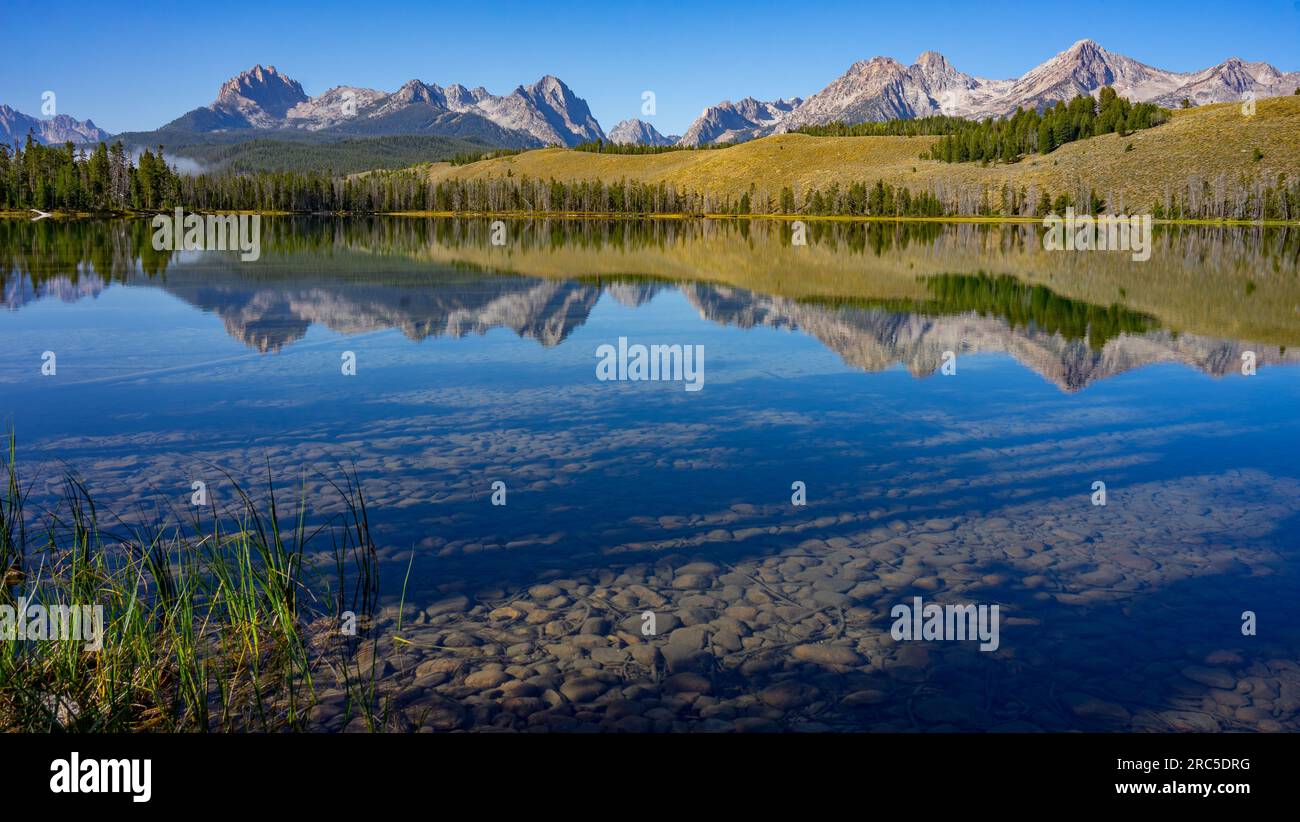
[[500, 680, 541, 698], [440, 631, 480, 648], [602, 699, 640, 720], [1062, 692, 1131, 723], [464, 669, 510, 690], [560, 677, 606, 704], [501, 696, 545, 716], [605, 715, 650, 733], [1181, 665, 1236, 690], [724, 605, 758, 621], [529, 584, 563, 600], [841, 689, 888, 707], [423, 705, 468, 731], [425, 595, 470, 617], [629, 644, 661, 669], [416, 658, 460, 678], [1203, 649, 1244, 666], [759, 680, 817, 711], [711, 630, 743, 653], [672, 574, 710, 590], [792, 644, 864, 667], [1159, 710, 1221, 732], [663, 672, 713, 695]]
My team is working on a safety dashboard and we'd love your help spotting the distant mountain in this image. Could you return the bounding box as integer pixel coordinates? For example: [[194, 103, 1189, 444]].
[[677, 97, 801, 147], [992, 40, 1186, 115], [145, 65, 603, 149], [782, 52, 1013, 130], [474, 75, 603, 146], [682, 39, 1300, 145], [0, 104, 112, 146], [1153, 57, 1300, 108], [212, 63, 309, 125], [607, 118, 673, 146]]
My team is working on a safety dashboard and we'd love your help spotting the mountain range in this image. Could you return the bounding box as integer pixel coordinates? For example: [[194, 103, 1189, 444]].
[[677, 97, 803, 147], [141, 64, 605, 148], [0, 104, 111, 147], [7, 266, 1297, 392], [4, 40, 1297, 151], [766, 40, 1299, 143]]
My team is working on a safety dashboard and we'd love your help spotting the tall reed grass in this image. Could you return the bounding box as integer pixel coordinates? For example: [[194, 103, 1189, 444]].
[[0, 435, 388, 732]]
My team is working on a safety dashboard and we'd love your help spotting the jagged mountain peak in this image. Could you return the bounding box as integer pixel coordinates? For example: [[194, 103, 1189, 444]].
[[518, 75, 578, 108], [848, 55, 907, 74], [780, 51, 971, 131], [677, 96, 800, 146], [490, 75, 603, 145], [215, 64, 307, 118], [392, 79, 443, 104], [607, 118, 672, 146], [531, 74, 568, 91], [1151, 55, 1300, 106], [1007, 39, 1186, 108], [915, 51, 963, 81]]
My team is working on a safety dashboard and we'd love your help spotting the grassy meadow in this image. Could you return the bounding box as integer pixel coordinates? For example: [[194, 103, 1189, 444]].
[[422, 97, 1300, 214]]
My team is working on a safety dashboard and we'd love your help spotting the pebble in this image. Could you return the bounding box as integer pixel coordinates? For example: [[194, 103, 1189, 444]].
[[663, 672, 713, 694], [464, 669, 509, 690], [841, 690, 888, 707], [792, 644, 864, 666], [309, 472, 1300, 734], [1182, 665, 1236, 690], [560, 678, 606, 704], [760, 681, 817, 710], [425, 595, 470, 617], [1062, 692, 1131, 723]]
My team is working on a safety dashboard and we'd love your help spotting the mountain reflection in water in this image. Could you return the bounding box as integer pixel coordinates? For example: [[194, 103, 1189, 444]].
[[4, 216, 1300, 732], [4, 217, 1298, 392]]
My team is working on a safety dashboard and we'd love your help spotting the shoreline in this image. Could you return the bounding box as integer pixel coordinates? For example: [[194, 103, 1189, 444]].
[[3, 209, 1298, 228]]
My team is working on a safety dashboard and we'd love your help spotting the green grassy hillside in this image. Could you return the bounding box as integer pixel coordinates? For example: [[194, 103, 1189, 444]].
[[423, 97, 1300, 212]]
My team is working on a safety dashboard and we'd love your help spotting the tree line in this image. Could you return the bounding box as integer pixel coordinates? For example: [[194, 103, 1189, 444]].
[[1, 136, 177, 211], [926, 88, 1167, 163], [792, 115, 976, 138], [4, 131, 1298, 222], [571, 140, 731, 155]]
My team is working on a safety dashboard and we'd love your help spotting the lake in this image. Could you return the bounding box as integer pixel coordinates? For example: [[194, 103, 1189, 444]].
[[3, 216, 1300, 732]]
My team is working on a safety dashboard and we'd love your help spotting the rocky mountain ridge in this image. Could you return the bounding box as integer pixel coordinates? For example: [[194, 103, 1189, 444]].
[[0, 104, 112, 146]]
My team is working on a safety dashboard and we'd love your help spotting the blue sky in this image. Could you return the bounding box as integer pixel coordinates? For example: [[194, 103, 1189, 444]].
[[4, 0, 1298, 135]]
